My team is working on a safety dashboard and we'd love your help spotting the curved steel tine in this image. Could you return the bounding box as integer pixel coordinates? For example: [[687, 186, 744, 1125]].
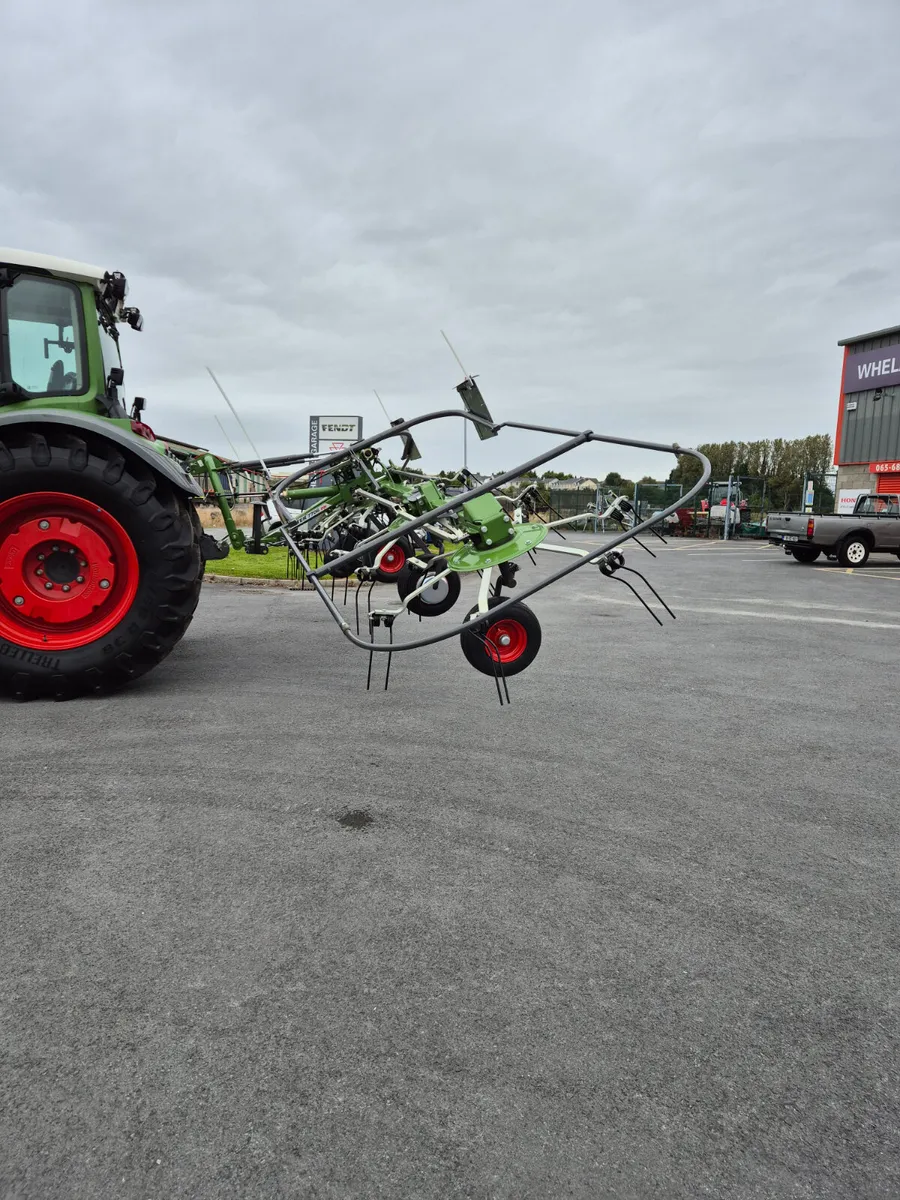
[[630, 535, 657, 557], [470, 627, 510, 705], [546, 502, 567, 539], [608, 574, 663, 626], [354, 580, 364, 635], [367, 580, 376, 613], [384, 622, 393, 691], [343, 574, 350, 606], [619, 566, 676, 619], [366, 621, 375, 691]]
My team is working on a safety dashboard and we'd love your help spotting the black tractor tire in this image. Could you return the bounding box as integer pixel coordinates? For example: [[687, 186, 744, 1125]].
[[790, 546, 821, 564], [460, 597, 542, 678], [0, 426, 203, 700], [837, 535, 870, 568], [397, 562, 461, 617], [189, 502, 207, 581]]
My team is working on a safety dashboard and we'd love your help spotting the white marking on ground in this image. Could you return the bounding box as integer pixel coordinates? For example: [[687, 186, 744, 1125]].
[[668, 595, 892, 615], [580, 593, 900, 629]]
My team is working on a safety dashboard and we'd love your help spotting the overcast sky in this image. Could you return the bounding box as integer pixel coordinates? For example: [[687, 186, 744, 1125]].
[[2, 0, 898, 480]]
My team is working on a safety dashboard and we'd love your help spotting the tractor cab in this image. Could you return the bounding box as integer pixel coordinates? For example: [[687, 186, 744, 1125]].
[[0, 249, 143, 422]]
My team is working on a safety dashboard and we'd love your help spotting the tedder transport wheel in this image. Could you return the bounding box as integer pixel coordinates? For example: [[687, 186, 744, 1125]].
[[790, 546, 821, 564], [460, 597, 542, 677], [0, 428, 203, 700], [373, 536, 410, 583], [397, 562, 461, 617]]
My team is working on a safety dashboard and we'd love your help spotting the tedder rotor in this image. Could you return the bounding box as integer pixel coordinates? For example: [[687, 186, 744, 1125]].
[[0, 248, 710, 701]]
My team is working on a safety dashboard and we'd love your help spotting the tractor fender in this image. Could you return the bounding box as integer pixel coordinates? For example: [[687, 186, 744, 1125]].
[[0, 408, 202, 497]]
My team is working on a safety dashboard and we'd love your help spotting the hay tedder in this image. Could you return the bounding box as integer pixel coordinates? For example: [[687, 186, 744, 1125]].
[[0, 250, 710, 700]]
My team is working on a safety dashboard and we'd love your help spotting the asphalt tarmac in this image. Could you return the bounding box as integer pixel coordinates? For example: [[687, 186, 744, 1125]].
[[2, 538, 899, 1198]]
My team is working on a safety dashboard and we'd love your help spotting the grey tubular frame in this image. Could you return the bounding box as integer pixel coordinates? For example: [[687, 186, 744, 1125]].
[[269, 411, 711, 655]]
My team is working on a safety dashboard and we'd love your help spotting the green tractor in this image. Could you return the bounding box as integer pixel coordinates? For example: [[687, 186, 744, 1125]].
[[0, 249, 714, 702], [0, 250, 204, 699]]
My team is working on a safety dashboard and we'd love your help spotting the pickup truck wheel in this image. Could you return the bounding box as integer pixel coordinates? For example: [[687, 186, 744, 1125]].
[[790, 546, 820, 564], [838, 536, 870, 568]]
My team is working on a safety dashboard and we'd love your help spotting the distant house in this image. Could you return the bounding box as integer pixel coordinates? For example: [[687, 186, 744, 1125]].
[[546, 476, 598, 491]]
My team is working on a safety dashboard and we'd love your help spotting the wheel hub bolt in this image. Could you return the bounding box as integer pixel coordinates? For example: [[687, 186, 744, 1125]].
[[76, 575, 84, 584], [36, 568, 44, 577], [498, 634, 511, 647], [62, 585, 71, 593], [44, 582, 53, 591], [52, 545, 59, 552], [13, 596, 24, 606], [37, 554, 45, 561], [38, 520, 50, 530], [99, 579, 110, 590]]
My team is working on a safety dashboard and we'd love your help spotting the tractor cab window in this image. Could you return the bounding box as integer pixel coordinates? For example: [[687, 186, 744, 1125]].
[[5, 276, 86, 396]]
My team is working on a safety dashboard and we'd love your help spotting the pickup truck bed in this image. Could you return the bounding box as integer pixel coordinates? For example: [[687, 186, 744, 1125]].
[[767, 495, 900, 566]]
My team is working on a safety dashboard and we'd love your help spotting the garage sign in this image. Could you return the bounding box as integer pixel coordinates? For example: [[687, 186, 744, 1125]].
[[309, 416, 363, 457], [844, 347, 900, 394]]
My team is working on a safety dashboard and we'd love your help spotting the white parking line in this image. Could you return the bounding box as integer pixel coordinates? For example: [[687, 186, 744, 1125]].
[[586, 593, 900, 629], [676, 595, 892, 615]]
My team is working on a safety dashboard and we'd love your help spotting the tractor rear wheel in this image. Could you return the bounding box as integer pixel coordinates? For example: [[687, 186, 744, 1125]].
[[0, 426, 203, 700]]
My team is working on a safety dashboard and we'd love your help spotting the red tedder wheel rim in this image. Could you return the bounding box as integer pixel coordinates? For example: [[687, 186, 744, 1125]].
[[379, 544, 407, 574], [0, 492, 139, 651], [485, 618, 528, 663]]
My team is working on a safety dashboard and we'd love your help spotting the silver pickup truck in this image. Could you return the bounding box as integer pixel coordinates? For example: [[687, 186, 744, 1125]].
[[767, 493, 900, 566]]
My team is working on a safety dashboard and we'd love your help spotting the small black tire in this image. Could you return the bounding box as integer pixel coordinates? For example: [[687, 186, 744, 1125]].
[[0, 425, 203, 700], [837, 536, 870, 568], [790, 546, 821, 564], [370, 536, 411, 583], [460, 597, 541, 677], [397, 563, 461, 617]]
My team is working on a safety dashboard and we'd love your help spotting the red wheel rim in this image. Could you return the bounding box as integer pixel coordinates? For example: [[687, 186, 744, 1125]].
[[379, 544, 406, 575], [485, 618, 528, 663], [0, 492, 139, 651]]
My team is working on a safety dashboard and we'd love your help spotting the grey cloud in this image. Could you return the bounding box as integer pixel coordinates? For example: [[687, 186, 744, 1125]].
[[836, 268, 890, 289], [1, 0, 899, 476]]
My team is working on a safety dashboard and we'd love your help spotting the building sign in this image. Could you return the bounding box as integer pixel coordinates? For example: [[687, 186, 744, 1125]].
[[837, 488, 868, 514], [870, 460, 900, 474], [844, 347, 900, 394], [308, 415, 363, 457]]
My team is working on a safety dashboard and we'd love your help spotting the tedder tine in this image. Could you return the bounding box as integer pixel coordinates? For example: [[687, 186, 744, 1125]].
[[620, 566, 676, 620], [384, 621, 394, 691], [355, 580, 364, 635]]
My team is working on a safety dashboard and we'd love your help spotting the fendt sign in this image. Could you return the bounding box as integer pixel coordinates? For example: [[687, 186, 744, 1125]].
[[844, 347, 900, 393], [308, 416, 363, 456]]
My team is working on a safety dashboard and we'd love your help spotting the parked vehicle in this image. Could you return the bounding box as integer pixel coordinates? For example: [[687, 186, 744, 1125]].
[[767, 493, 900, 565]]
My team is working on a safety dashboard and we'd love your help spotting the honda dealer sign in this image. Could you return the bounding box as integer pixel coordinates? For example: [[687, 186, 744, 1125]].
[[309, 416, 363, 456], [837, 489, 867, 514]]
